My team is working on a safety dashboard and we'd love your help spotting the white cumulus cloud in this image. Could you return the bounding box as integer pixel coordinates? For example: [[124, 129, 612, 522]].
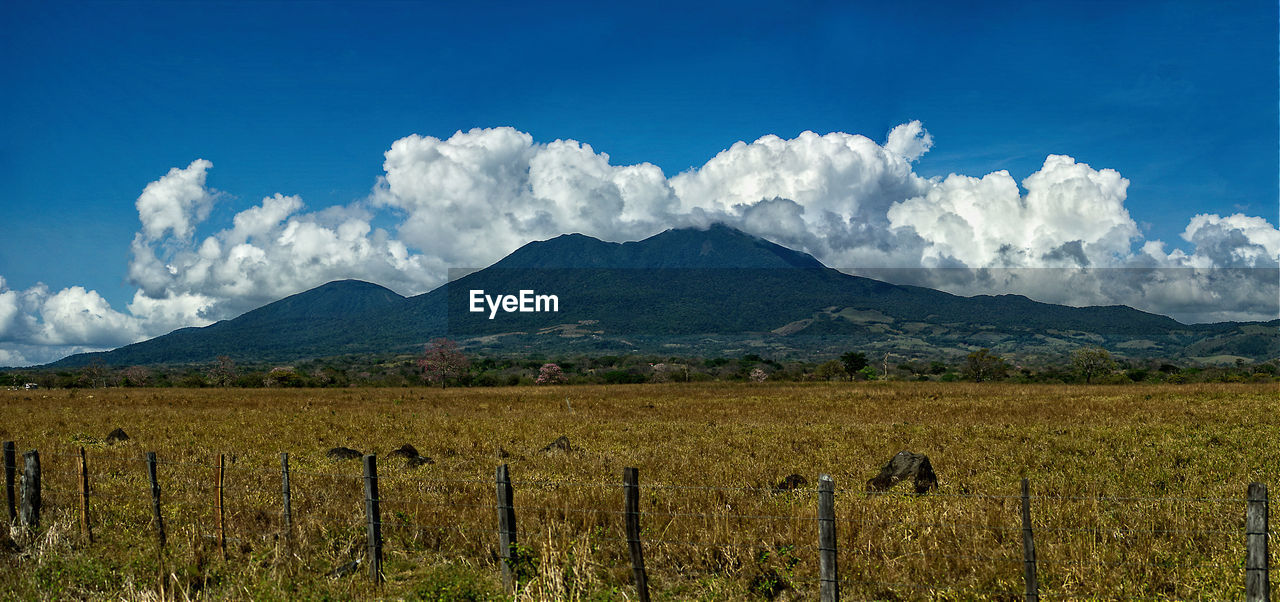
[[135, 159, 216, 241], [887, 155, 1138, 268]]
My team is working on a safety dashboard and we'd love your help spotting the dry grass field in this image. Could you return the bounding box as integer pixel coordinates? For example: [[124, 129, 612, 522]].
[[0, 382, 1275, 600]]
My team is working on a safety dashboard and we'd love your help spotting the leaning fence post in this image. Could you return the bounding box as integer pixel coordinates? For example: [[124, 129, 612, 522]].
[[280, 453, 293, 536], [4, 441, 15, 522], [1021, 478, 1038, 602], [20, 450, 41, 529], [146, 451, 165, 548], [623, 467, 650, 602], [78, 447, 93, 543], [496, 463, 518, 594], [215, 453, 227, 559], [362, 454, 383, 584], [818, 474, 839, 602], [1246, 482, 1270, 602]]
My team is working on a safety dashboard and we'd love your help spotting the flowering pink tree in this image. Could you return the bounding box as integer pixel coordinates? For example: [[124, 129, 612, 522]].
[[419, 338, 469, 388], [536, 363, 567, 385], [749, 367, 768, 382]]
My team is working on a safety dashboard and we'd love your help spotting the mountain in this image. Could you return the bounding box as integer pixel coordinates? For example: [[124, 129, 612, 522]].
[[47, 225, 1278, 367], [57, 280, 406, 366]]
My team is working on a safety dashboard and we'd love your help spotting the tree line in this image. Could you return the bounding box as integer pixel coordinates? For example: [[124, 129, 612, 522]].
[[4, 342, 1276, 389]]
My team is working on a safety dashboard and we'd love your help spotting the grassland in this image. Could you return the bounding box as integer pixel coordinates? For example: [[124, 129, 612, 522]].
[[0, 382, 1275, 600]]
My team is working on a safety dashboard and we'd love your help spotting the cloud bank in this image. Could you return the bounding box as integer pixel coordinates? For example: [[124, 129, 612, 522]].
[[2, 122, 1276, 365]]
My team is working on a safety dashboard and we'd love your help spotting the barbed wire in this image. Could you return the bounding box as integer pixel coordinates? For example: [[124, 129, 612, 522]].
[[1037, 556, 1245, 570], [843, 550, 1021, 564], [1034, 524, 1239, 536], [594, 534, 818, 551], [1037, 593, 1244, 601]]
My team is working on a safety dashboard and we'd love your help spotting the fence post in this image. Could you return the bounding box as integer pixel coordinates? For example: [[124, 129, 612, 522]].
[[280, 453, 293, 536], [362, 454, 382, 584], [4, 441, 15, 523], [1247, 482, 1269, 602], [20, 450, 40, 529], [146, 451, 165, 549], [623, 467, 650, 602], [1021, 478, 1038, 602], [818, 473, 839, 602], [78, 447, 92, 543], [496, 463, 518, 594], [215, 453, 227, 559]]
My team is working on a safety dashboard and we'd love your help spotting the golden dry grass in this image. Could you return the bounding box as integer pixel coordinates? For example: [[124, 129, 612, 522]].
[[0, 382, 1275, 600]]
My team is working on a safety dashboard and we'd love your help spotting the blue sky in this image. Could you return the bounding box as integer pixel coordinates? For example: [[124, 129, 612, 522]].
[[0, 1, 1277, 365]]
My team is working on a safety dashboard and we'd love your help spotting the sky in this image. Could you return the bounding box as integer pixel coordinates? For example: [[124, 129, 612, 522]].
[[0, 1, 1277, 366]]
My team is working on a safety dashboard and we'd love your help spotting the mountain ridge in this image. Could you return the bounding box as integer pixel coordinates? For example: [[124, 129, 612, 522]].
[[43, 225, 1278, 367]]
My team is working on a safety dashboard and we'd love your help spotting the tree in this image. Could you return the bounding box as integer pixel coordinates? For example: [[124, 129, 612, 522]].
[[749, 367, 768, 382], [121, 365, 151, 387], [536, 363, 567, 385], [840, 351, 868, 375], [962, 349, 1008, 382], [814, 359, 848, 381], [207, 355, 237, 387], [419, 338, 469, 389], [79, 359, 108, 388], [1071, 347, 1116, 384], [263, 366, 303, 387]]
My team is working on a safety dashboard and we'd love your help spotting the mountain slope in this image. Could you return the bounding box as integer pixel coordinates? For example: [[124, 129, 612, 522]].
[[51, 280, 406, 366], [46, 226, 1277, 367]]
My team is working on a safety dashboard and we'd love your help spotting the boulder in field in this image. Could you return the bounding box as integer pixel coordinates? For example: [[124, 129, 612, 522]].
[[774, 474, 808, 492], [866, 450, 938, 495], [331, 556, 362, 578], [406, 455, 435, 468], [326, 447, 362, 461], [388, 444, 419, 459], [540, 435, 572, 454], [105, 428, 129, 444]]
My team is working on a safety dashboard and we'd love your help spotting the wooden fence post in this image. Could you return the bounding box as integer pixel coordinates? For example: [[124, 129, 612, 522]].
[[623, 467, 650, 602], [146, 452, 165, 549], [495, 463, 518, 594], [78, 447, 92, 543], [818, 474, 839, 602], [20, 450, 40, 529], [4, 441, 15, 523], [1021, 478, 1038, 602], [1246, 482, 1269, 602], [215, 453, 227, 559], [362, 454, 383, 584], [280, 453, 293, 535]]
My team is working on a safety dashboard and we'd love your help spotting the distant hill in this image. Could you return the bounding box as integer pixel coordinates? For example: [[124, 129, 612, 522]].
[[47, 225, 1279, 367]]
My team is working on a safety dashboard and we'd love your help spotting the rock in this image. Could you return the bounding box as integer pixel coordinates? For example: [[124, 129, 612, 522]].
[[866, 450, 938, 495], [540, 435, 572, 453], [406, 455, 434, 468], [773, 474, 808, 492], [105, 428, 129, 444], [330, 556, 362, 578], [388, 444, 419, 459], [326, 447, 362, 461]]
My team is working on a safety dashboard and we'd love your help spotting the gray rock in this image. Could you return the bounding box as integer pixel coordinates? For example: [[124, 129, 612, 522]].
[[406, 455, 434, 468], [330, 556, 362, 578], [388, 444, 419, 459], [773, 474, 808, 492], [326, 447, 362, 461], [540, 435, 572, 453], [866, 450, 938, 495]]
